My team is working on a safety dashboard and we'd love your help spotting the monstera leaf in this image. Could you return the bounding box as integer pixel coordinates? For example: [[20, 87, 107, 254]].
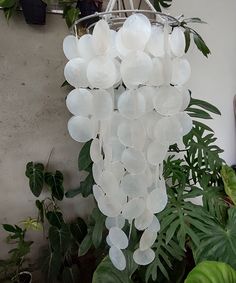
[[185, 261, 236, 283], [195, 208, 236, 269], [92, 251, 138, 283], [221, 165, 236, 205]]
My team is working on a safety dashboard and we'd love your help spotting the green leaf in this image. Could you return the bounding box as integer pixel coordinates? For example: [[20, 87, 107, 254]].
[[187, 107, 213, 119], [46, 211, 64, 229], [45, 170, 64, 201], [145, 232, 184, 282], [64, 6, 80, 28], [78, 232, 92, 257], [189, 98, 221, 115], [221, 165, 236, 205], [66, 171, 94, 198], [48, 223, 71, 253], [2, 224, 17, 233], [43, 249, 61, 283], [192, 121, 214, 133], [70, 217, 87, 244], [25, 162, 44, 197], [193, 33, 211, 58], [185, 261, 236, 283], [62, 265, 80, 283], [0, 0, 16, 8], [195, 208, 236, 269], [184, 28, 191, 53], [91, 208, 106, 249], [78, 140, 93, 171], [92, 251, 138, 283], [61, 80, 70, 87], [36, 200, 44, 223]]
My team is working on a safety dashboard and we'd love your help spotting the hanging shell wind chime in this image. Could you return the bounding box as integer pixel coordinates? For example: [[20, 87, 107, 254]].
[[63, 0, 192, 270]]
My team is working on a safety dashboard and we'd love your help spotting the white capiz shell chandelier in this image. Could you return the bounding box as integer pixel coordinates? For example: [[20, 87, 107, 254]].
[[63, 0, 193, 271]]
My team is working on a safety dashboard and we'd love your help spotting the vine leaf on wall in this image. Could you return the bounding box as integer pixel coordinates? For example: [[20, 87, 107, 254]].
[[25, 162, 44, 197], [45, 170, 64, 201]]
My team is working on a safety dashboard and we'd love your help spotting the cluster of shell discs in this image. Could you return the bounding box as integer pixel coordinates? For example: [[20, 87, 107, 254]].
[[63, 13, 192, 270]]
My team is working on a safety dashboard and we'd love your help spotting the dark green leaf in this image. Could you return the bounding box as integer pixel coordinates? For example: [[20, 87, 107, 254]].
[[64, 7, 80, 28], [49, 223, 71, 253], [62, 265, 80, 283], [25, 162, 44, 197], [193, 33, 211, 58], [91, 208, 106, 249], [195, 208, 236, 269], [2, 224, 17, 233], [46, 211, 64, 229], [184, 28, 191, 53], [36, 200, 44, 223], [78, 233, 92, 256], [187, 107, 212, 119], [65, 187, 81, 198], [61, 80, 70, 87], [78, 140, 93, 171], [43, 249, 61, 283], [0, 0, 16, 8], [92, 251, 138, 283], [193, 121, 214, 133], [189, 98, 221, 115], [70, 217, 87, 244], [45, 170, 64, 201]]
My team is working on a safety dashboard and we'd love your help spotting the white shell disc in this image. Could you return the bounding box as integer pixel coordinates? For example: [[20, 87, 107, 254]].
[[140, 229, 157, 251], [147, 216, 160, 233], [146, 25, 165, 57], [120, 51, 152, 89], [92, 160, 104, 184], [98, 170, 119, 195], [92, 19, 111, 55], [87, 56, 117, 89], [169, 27, 186, 57], [63, 35, 80, 60], [176, 112, 193, 135], [67, 116, 98, 143], [109, 227, 129, 249], [133, 248, 155, 266], [122, 197, 145, 220], [118, 90, 146, 119], [171, 58, 191, 86], [109, 246, 126, 271], [135, 210, 154, 231], [154, 116, 183, 145], [122, 14, 151, 51], [117, 120, 146, 150], [105, 215, 126, 230], [66, 88, 93, 117], [147, 140, 168, 166], [109, 137, 126, 162], [98, 195, 122, 217], [93, 185, 104, 202], [148, 58, 165, 87], [138, 86, 156, 112], [120, 173, 147, 198], [146, 187, 168, 214], [90, 138, 102, 163], [64, 58, 88, 88], [115, 28, 131, 58], [105, 161, 125, 183], [153, 86, 183, 116], [78, 34, 95, 60], [121, 148, 146, 174], [92, 89, 113, 120]]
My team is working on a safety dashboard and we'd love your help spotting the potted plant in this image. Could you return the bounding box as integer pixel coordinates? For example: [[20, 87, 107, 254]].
[[0, 218, 41, 283], [19, 0, 47, 25]]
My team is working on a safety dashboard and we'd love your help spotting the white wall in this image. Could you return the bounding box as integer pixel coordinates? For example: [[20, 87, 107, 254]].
[[169, 0, 236, 165], [0, 0, 235, 262]]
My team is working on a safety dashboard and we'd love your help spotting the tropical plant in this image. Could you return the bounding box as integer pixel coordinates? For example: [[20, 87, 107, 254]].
[[184, 261, 236, 283], [0, 218, 41, 282]]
